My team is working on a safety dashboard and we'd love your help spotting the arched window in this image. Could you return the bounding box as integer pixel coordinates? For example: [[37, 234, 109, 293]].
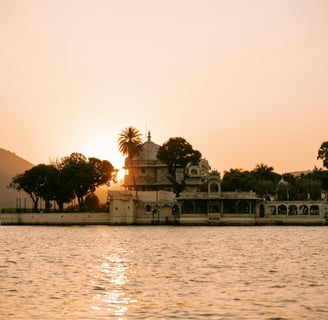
[[190, 168, 198, 175], [278, 205, 287, 215], [268, 205, 276, 215], [299, 205, 308, 215], [182, 201, 194, 214], [209, 183, 219, 193], [288, 205, 298, 215], [310, 205, 319, 215], [237, 201, 249, 214], [145, 205, 151, 213]]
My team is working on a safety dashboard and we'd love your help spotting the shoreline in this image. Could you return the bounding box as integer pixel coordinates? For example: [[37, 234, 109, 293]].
[[1, 212, 326, 226]]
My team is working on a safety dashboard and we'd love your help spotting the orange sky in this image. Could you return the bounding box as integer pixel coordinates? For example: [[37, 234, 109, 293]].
[[0, 0, 327, 174]]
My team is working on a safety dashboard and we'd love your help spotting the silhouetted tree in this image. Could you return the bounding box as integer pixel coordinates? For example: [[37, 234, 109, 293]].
[[157, 137, 201, 197], [251, 164, 278, 181], [221, 168, 252, 192], [58, 153, 117, 211], [295, 177, 321, 200], [311, 167, 328, 191], [10, 164, 58, 212], [317, 141, 328, 169], [85, 194, 100, 212], [250, 164, 280, 197], [117, 126, 143, 191], [253, 180, 276, 198], [11, 153, 117, 212], [293, 169, 324, 200]]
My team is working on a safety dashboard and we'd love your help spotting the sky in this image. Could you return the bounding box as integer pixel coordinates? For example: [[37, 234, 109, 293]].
[[1, 0, 327, 176]]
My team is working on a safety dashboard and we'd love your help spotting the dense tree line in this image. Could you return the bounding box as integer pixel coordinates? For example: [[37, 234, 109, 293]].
[[221, 164, 328, 201], [9, 153, 117, 212], [220, 141, 328, 200]]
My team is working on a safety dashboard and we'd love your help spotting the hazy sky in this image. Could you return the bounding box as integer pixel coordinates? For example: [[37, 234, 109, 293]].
[[1, 0, 327, 175]]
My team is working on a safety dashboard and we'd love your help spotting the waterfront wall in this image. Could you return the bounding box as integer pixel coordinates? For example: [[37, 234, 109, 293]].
[[1, 191, 327, 226], [0, 212, 110, 225], [1, 212, 326, 226]]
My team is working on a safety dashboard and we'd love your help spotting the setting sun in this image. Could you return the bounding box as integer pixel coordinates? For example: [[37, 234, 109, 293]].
[[1, 1, 328, 318], [0, 0, 327, 174]]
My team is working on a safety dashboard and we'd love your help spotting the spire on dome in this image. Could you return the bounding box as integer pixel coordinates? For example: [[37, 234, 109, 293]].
[[147, 131, 151, 141]]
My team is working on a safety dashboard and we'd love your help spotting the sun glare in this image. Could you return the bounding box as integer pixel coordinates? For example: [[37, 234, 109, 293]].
[[80, 137, 125, 181], [116, 168, 125, 182]]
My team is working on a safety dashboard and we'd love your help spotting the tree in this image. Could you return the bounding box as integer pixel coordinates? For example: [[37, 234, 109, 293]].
[[58, 153, 91, 211], [317, 141, 328, 169], [252, 164, 276, 180], [157, 137, 201, 197], [58, 153, 117, 211], [221, 168, 251, 192], [250, 164, 280, 198], [221, 164, 281, 197], [311, 167, 328, 191], [9, 153, 117, 212], [117, 126, 143, 190], [295, 177, 321, 200], [9, 164, 58, 212], [85, 194, 101, 212], [253, 180, 276, 198], [293, 169, 324, 200], [53, 169, 75, 212], [88, 157, 117, 186]]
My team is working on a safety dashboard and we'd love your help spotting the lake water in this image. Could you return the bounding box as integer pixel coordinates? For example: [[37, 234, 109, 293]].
[[0, 225, 327, 319]]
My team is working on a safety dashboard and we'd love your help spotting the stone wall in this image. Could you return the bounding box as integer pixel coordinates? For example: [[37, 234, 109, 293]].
[[0, 212, 110, 225]]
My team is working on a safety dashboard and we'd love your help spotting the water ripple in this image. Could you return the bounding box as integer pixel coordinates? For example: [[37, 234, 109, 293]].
[[0, 226, 327, 319]]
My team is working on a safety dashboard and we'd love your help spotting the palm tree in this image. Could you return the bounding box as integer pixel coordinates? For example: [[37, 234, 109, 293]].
[[117, 126, 143, 191], [253, 163, 275, 180]]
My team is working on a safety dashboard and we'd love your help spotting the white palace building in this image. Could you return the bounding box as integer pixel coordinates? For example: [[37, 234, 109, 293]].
[[108, 132, 328, 226]]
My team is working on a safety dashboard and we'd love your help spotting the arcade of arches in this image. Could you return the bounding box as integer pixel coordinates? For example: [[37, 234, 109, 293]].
[[262, 203, 320, 217], [180, 199, 257, 214]]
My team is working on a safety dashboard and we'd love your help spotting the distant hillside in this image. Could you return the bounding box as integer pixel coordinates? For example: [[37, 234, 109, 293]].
[[0, 148, 33, 210], [288, 170, 312, 177]]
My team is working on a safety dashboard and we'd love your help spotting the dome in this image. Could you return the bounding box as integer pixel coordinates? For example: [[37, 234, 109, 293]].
[[277, 176, 288, 186], [134, 131, 160, 161]]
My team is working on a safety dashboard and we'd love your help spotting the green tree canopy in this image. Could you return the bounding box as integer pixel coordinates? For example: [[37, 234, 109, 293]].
[[157, 137, 201, 197]]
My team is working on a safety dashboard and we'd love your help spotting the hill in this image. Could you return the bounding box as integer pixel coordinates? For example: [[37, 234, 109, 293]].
[[0, 148, 33, 210]]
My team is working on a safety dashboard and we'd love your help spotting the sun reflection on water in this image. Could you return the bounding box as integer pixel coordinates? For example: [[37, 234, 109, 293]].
[[91, 253, 137, 319]]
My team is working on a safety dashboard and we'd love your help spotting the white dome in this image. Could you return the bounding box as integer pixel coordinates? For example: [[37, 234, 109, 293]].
[[134, 131, 160, 161]]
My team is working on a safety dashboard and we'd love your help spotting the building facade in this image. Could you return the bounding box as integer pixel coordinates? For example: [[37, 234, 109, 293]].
[[107, 132, 327, 225], [122, 131, 218, 193], [114, 132, 261, 224]]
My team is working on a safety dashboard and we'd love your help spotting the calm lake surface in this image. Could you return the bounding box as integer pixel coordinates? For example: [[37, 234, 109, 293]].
[[0, 225, 327, 320]]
